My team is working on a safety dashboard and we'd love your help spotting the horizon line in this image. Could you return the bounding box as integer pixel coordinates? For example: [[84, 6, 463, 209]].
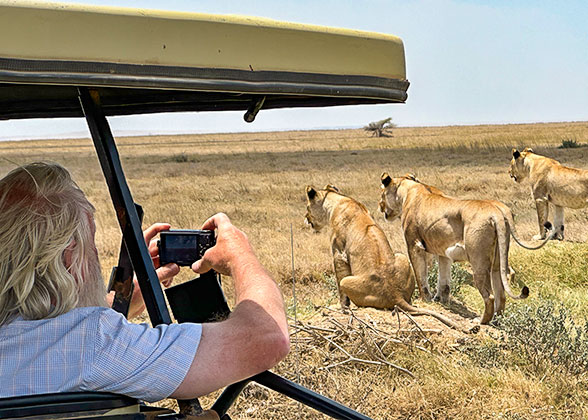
[[0, 119, 586, 142]]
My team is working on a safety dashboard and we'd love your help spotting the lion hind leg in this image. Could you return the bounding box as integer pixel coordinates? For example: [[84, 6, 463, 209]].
[[332, 253, 352, 309], [434, 256, 452, 304], [491, 243, 506, 317], [553, 205, 565, 241], [408, 244, 432, 302], [339, 275, 392, 309], [533, 198, 550, 240], [491, 270, 506, 316], [473, 270, 494, 325]]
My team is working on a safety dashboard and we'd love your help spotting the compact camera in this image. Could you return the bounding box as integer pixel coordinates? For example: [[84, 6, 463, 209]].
[[157, 229, 216, 266], [160, 229, 229, 324]]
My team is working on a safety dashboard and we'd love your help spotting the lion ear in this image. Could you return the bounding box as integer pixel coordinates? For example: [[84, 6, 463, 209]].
[[325, 184, 339, 193], [381, 173, 392, 187], [306, 186, 317, 200], [522, 147, 534, 154], [512, 149, 521, 159], [404, 173, 418, 182]]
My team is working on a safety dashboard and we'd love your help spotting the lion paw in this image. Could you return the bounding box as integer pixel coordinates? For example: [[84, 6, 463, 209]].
[[468, 325, 480, 334], [532, 234, 546, 241], [420, 290, 433, 302], [489, 317, 502, 328], [433, 293, 451, 305]]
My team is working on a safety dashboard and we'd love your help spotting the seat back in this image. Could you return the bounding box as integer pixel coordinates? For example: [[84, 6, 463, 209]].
[[0, 392, 140, 419]]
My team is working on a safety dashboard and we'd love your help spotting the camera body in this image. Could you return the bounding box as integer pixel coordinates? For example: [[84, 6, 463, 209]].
[[157, 229, 215, 266]]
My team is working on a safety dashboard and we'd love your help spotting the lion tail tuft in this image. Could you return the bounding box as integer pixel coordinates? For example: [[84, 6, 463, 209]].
[[521, 286, 530, 299]]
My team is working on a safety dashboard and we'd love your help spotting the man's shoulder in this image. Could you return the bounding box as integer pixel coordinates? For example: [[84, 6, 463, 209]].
[[47, 306, 122, 326], [62, 306, 117, 321], [68, 307, 152, 337], [1, 307, 126, 335]]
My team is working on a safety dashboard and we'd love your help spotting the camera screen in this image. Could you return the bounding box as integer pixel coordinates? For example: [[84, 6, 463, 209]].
[[163, 234, 199, 265], [159, 230, 215, 266], [166, 234, 198, 250]]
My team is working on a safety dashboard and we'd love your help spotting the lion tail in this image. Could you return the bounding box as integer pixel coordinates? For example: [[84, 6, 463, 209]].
[[395, 300, 479, 334], [510, 221, 555, 250], [498, 207, 555, 250], [491, 212, 529, 300]]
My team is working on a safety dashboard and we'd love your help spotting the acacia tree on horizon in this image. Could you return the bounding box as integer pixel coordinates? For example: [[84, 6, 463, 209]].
[[364, 117, 396, 137]]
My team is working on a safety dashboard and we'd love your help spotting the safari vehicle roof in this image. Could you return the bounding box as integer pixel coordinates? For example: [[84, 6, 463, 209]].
[[0, 0, 408, 120], [0, 4, 408, 418]]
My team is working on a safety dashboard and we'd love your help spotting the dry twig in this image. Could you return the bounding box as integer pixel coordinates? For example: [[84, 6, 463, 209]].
[[287, 307, 427, 378]]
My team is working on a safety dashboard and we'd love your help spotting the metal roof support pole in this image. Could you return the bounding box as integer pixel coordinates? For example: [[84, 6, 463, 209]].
[[78, 87, 172, 326], [212, 372, 373, 420], [253, 371, 373, 420]]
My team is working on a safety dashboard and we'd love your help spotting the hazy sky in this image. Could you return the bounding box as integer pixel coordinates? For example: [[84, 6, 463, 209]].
[[1, 0, 587, 140]]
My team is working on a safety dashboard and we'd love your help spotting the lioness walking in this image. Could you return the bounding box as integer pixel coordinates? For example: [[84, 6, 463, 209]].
[[509, 148, 588, 241], [379, 173, 551, 325], [305, 184, 469, 332]]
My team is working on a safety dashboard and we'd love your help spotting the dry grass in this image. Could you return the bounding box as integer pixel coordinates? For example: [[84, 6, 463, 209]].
[[1, 121, 588, 419]]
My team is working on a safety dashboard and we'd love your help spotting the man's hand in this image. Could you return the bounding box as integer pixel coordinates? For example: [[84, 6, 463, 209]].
[[144, 223, 179, 286], [191, 213, 256, 277], [118, 223, 180, 318]]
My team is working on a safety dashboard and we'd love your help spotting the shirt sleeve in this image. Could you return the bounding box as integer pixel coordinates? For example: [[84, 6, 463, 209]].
[[81, 308, 202, 402]]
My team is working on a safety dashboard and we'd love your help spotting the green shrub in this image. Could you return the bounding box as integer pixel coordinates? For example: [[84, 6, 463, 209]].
[[497, 302, 588, 375], [558, 138, 581, 149], [169, 152, 190, 162], [464, 302, 588, 376], [460, 337, 505, 369]]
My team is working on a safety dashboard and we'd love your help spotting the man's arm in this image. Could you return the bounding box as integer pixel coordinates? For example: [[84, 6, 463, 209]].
[[170, 213, 290, 399]]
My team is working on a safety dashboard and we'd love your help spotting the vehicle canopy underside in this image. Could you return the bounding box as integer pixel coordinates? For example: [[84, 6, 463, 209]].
[[0, 2, 408, 419]]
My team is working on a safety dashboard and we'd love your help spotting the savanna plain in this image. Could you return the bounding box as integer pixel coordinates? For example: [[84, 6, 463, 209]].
[[2, 121, 588, 419]]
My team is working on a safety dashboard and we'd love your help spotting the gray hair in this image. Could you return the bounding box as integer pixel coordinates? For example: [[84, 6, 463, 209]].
[[0, 162, 103, 326]]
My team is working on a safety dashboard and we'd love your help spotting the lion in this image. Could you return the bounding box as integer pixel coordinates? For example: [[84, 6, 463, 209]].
[[305, 184, 472, 332], [509, 148, 588, 241], [379, 173, 554, 325]]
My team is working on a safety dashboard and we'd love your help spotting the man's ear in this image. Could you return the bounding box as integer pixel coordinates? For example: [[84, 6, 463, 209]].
[[512, 148, 521, 159], [381, 172, 392, 187], [306, 186, 317, 200]]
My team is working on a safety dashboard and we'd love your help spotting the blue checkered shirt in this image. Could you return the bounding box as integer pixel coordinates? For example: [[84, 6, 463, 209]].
[[0, 307, 202, 402]]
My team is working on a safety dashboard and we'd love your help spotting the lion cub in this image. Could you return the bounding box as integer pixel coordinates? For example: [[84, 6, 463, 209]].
[[305, 184, 467, 331]]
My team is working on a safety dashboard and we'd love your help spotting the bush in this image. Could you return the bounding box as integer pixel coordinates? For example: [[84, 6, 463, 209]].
[[558, 138, 581, 149], [497, 302, 588, 375], [463, 302, 588, 376], [169, 152, 190, 162]]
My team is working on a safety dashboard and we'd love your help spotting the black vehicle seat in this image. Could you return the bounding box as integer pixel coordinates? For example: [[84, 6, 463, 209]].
[[0, 392, 140, 419]]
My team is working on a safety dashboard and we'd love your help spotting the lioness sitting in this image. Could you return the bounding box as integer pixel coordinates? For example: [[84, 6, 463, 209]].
[[509, 148, 588, 241], [379, 173, 552, 324], [305, 184, 467, 332]]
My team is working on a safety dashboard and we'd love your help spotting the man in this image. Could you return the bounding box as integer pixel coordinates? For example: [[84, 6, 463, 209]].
[[0, 162, 289, 402]]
